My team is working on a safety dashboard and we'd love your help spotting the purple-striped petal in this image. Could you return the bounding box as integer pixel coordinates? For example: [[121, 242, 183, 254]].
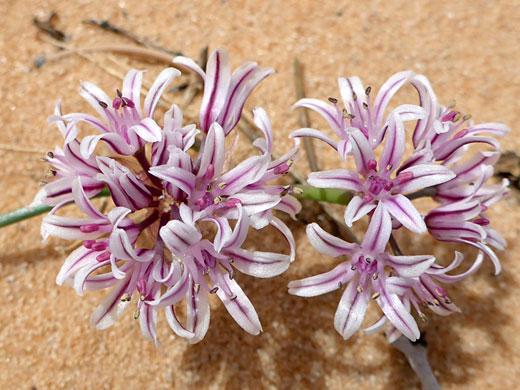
[[290, 128, 338, 150], [288, 262, 354, 297], [213, 268, 262, 335], [373, 71, 414, 127], [375, 285, 420, 341], [344, 195, 376, 227], [398, 164, 455, 193], [144, 67, 181, 118], [306, 223, 356, 257], [379, 113, 405, 173], [122, 69, 144, 118], [218, 155, 270, 196], [165, 305, 195, 339], [149, 165, 196, 197], [292, 98, 344, 137], [361, 202, 391, 253], [199, 48, 231, 132], [172, 56, 206, 81], [90, 271, 133, 330], [350, 129, 376, 175], [387, 254, 436, 278], [252, 107, 273, 153], [224, 247, 290, 278], [129, 118, 163, 143], [160, 220, 201, 258], [198, 122, 226, 179], [308, 169, 362, 191], [186, 276, 210, 344], [334, 274, 371, 340], [383, 194, 426, 233], [153, 266, 190, 307]]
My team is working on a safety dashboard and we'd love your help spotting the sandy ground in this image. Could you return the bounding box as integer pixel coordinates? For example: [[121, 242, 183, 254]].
[[0, 0, 519, 389]]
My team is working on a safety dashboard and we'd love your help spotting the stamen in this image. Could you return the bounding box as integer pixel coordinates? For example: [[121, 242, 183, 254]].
[[80, 224, 100, 233], [367, 159, 377, 171], [351, 265, 357, 271], [365, 86, 372, 95], [228, 258, 234, 264], [452, 113, 462, 122], [136, 280, 147, 297], [95, 251, 111, 262], [39, 181, 48, 186], [371, 292, 380, 300], [116, 89, 122, 98], [210, 287, 219, 294], [82, 240, 96, 249], [356, 286, 363, 293], [229, 270, 235, 280], [194, 283, 200, 293], [229, 294, 237, 301], [338, 281, 343, 289], [328, 97, 338, 104], [419, 313, 428, 322], [133, 309, 140, 319], [47, 151, 55, 159], [98, 101, 108, 108], [386, 164, 393, 171], [121, 293, 132, 302], [91, 242, 108, 251], [362, 102, 369, 110], [372, 273, 378, 280], [214, 196, 223, 204], [218, 182, 227, 190], [112, 98, 122, 109], [346, 113, 355, 120], [365, 257, 372, 263], [352, 92, 357, 101], [462, 114, 472, 121]]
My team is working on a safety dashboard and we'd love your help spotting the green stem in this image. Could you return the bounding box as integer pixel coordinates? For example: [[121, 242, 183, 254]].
[[0, 188, 111, 228], [293, 185, 353, 205], [0, 185, 354, 229]]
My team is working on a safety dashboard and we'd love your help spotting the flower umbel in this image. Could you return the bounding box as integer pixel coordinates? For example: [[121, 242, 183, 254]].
[[289, 71, 509, 342], [38, 48, 299, 344]]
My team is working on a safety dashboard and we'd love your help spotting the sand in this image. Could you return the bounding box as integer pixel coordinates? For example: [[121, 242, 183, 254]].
[[0, 1, 519, 389]]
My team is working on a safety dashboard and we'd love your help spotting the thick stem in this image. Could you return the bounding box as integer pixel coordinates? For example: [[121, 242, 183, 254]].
[[391, 336, 441, 390], [294, 185, 352, 205], [134, 147, 163, 188], [0, 188, 111, 228]]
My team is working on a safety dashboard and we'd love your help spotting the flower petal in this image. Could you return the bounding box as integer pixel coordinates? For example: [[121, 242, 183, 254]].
[[160, 220, 202, 258], [379, 113, 405, 173], [387, 254, 436, 278], [306, 223, 356, 257], [373, 71, 414, 127], [288, 262, 354, 297], [198, 122, 226, 179], [199, 48, 231, 132], [361, 202, 392, 253], [375, 286, 420, 341], [186, 276, 210, 344], [292, 98, 344, 137], [90, 271, 133, 330], [290, 127, 338, 150], [225, 247, 290, 278], [398, 164, 455, 193], [350, 129, 376, 175], [122, 69, 144, 118], [129, 118, 163, 143], [383, 194, 426, 234], [149, 165, 196, 197], [344, 195, 376, 227], [213, 268, 262, 335], [172, 56, 206, 81], [334, 274, 371, 340], [308, 169, 362, 191], [144, 67, 181, 118]]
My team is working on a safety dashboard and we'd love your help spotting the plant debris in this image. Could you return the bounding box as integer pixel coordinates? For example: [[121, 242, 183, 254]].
[[33, 12, 66, 41]]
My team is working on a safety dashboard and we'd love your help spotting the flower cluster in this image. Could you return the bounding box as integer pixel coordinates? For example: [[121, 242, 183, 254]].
[[288, 71, 509, 342], [35, 48, 301, 344]]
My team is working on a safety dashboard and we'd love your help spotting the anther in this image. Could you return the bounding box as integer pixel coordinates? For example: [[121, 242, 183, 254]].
[[228, 258, 234, 264], [365, 257, 372, 263], [352, 92, 358, 101], [342, 108, 349, 118], [116, 89, 122, 98], [229, 270, 235, 280], [214, 196, 223, 204], [371, 292, 380, 300], [39, 181, 48, 186], [194, 283, 200, 293], [134, 310, 140, 319], [351, 265, 357, 271], [82, 240, 96, 249], [346, 113, 355, 120], [462, 114, 472, 121], [80, 224, 99, 233], [328, 97, 338, 104], [218, 182, 227, 190], [210, 287, 219, 294], [367, 159, 377, 171], [448, 100, 456, 109], [362, 102, 369, 110], [372, 273, 378, 280], [433, 299, 440, 306], [230, 294, 237, 301], [203, 268, 210, 275], [386, 164, 393, 171], [357, 286, 363, 293], [419, 313, 428, 322], [95, 251, 110, 262], [47, 151, 54, 159], [365, 86, 372, 95], [98, 101, 108, 108], [121, 293, 131, 302], [444, 298, 452, 304], [91, 242, 108, 251], [452, 113, 462, 122], [40, 157, 48, 162], [338, 281, 343, 289]]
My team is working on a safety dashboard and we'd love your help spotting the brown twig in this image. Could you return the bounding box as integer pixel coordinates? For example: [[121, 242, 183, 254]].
[[33, 12, 66, 41], [293, 58, 319, 172], [0, 143, 45, 154], [82, 19, 183, 56]]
